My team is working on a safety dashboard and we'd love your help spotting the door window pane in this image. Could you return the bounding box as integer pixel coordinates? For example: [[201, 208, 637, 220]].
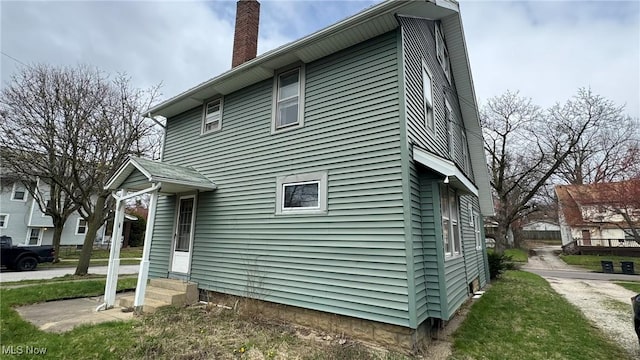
[[176, 198, 194, 252]]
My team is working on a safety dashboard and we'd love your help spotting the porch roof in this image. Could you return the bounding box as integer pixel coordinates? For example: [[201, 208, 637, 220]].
[[104, 157, 216, 194]]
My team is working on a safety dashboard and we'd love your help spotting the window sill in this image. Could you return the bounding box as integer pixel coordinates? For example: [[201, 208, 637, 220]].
[[275, 209, 327, 217], [444, 253, 463, 261], [271, 122, 303, 135]]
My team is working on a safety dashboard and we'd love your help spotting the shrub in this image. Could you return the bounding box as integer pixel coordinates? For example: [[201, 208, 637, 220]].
[[488, 251, 516, 279]]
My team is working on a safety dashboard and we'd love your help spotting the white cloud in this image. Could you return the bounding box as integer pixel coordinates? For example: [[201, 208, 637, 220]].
[[460, 1, 640, 117], [1, 0, 638, 118]]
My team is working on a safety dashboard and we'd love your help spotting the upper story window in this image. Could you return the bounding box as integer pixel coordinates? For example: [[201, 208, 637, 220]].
[[11, 183, 27, 201], [435, 22, 451, 82], [441, 186, 461, 258], [76, 219, 88, 235], [202, 98, 223, 134], [461, 130, 471, 172], [0, 214, 8, 228], [276, 171, 327, 215], [445, 99, 454, 158], [272, 65, 305, 133], [422, 63, 434, 133]]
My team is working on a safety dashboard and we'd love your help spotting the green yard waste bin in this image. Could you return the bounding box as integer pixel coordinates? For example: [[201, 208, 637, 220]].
[[601, 260, 614, 273], [621, 261, 635, 275]]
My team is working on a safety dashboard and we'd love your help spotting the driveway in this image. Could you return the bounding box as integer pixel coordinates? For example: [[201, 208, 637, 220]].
[[523, 246, 640, 359], [0, 265, 139, 283]]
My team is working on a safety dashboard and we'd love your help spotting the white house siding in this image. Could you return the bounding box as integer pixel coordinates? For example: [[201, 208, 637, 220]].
[[149, 31, 412, 327]]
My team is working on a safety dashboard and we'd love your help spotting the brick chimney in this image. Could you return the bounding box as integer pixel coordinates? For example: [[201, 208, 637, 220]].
[[232, 0, 260, 67]]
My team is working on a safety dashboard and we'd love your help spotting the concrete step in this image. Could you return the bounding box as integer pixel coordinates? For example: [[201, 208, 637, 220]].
[[146, 287, 186, 306], [119, 295, 172, 314], [149, 278, 196, 292]]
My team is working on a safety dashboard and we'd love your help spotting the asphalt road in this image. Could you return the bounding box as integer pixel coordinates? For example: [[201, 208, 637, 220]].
[[0, 264, 139, 282], [522, 246, 640, 281]]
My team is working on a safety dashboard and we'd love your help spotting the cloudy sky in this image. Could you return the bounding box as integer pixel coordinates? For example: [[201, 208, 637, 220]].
[[1, 0, 638, 117]]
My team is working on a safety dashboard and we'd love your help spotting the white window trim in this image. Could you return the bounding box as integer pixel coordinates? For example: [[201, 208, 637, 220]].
[[422, 62, 435, 135], [276, 171, 327, 215], [26, 228, 42, 246], [442, 186, 462, 258], [201, 97, 223, 134], [435, 22, 451, 83], [11, 183, 27, 202], [461, 130, 470, 173], [0, 214, 9, 228], [473, 211, 482, 250], [271, 64, 306, 134], [75, 218, 88, 235], [445, 99, 454, 158]]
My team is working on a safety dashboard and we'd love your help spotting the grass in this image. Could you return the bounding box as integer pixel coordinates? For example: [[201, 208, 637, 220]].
[[1, 279, 407, 360], [560, 254, 639, 273], [504, 248, 528, 263], [0, 274, 137, 288], [58, 247, 143, 260], [450, 271, 629, 360], [615, 281, 640, 293], [1, 278, 139, 359], [38, 258, 140, 269]]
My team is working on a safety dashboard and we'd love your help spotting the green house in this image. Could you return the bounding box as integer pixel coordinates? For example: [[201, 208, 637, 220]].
[[104, 0, 494, 347]]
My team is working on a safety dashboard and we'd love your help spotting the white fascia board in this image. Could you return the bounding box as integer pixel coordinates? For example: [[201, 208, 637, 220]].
[[413, 147, 478, 196]]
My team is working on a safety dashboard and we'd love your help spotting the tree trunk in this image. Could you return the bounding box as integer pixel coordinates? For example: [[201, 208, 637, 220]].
[[494, 224, 508, 255], [75, 196, 106, 276], [50, 218, 64, 263]]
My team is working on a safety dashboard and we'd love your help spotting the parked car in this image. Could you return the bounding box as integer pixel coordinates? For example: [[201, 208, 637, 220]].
[[0, 235, 55, 271]]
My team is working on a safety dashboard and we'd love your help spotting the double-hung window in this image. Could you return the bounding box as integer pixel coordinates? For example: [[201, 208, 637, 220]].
[[276, 171, 327, 215], [76, 219, 87, 235], [445, 99, 454, 158], [11, 183, 27, 201], [441, 186, 461, 257], [422, 63, 434, 133], [0, 214, 8, 228], [202, 98, 222, 133], [473, 211, 482, 250], [435, 22, 451, 82], [27, 228, 41, 245], [273, 65, 305, 132]]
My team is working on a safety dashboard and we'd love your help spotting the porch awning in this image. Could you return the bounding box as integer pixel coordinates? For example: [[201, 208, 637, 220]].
[[413, 147, 479, 197], [104, 157, 216, 194]]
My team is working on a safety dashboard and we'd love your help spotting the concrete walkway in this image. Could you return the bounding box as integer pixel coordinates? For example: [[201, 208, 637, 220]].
[[15, 292, 135, 333]]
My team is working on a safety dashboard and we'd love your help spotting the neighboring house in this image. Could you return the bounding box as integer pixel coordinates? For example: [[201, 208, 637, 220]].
[[105, 0, 494, 346], [522, 220, 560, 232], [556, 182, 640, 249], [0, 177, 91, 246]]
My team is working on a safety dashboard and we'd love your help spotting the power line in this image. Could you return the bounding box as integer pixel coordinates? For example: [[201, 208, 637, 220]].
[[1, 51, 28, 67]]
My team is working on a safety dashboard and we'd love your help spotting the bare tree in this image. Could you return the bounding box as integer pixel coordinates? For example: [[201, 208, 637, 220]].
[[553, 92, 640, 185], [0, 64, 160, 275], [482, 89, 607, 253]]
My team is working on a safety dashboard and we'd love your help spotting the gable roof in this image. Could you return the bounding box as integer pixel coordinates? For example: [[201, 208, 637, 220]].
[[147, 0, 493, 214], [105, 157, 216, 193], [556, 180, 640, 228]]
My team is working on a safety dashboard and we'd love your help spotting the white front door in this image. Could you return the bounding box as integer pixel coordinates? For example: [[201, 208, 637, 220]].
[[171, 195, 195, 274]]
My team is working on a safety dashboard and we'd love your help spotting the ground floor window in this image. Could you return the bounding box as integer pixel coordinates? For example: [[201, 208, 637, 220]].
[[0, 214, 8, 228], [276, 171, 327, 215], [441, 186, 461, 257], [28, 228, 41, 245], [76, 219, 87, 235]]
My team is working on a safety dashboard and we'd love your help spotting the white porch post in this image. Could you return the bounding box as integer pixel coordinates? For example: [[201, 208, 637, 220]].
[[133, 188, 159, 312], [103, 195, 126, 309]]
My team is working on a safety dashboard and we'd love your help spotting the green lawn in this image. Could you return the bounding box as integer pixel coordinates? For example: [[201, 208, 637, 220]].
[[560, 254, 639, 273], [39, 258, 140, 269], [615, 281, 640, 294], [451, 271, 629, 360], [58, 247, 143, 260], [504, 248, 528, 263]]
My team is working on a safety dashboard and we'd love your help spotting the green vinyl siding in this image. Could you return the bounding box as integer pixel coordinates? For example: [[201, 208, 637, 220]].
[[119, 170, 148, 190], [148, 195, 175, 279], [155, 31, 409, 326], [415, 168, 442, 321]]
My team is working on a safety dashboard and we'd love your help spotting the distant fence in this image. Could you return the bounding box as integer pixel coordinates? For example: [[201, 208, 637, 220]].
[[522, 230, 561, 241], [563, 238, 640, 256]]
